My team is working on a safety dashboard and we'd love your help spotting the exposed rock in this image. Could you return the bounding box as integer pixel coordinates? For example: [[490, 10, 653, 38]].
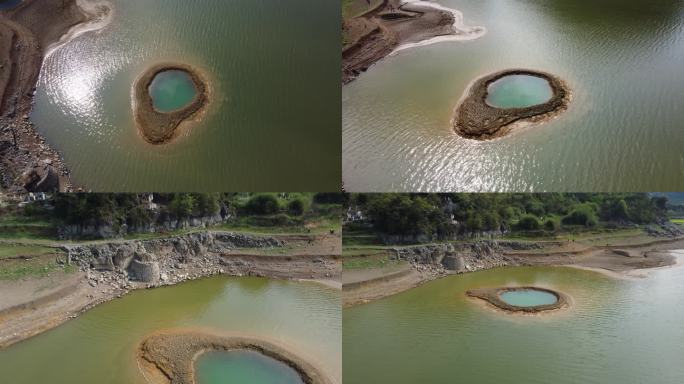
[[128, 252, 160, 283]]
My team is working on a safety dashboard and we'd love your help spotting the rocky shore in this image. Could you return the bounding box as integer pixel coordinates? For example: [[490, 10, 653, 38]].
[[0, 0, 110, 192], [0, 231, 341, 349], [133, 63, 209, 144], [138, 329, 333, 384], [343, 0, 481, 84], [452, 69, 571, 140]]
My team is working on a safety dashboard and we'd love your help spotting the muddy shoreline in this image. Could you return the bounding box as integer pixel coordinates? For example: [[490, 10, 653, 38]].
[[343, 0, 466, 84], [0, 232, 341, 349], [343, 235, 684, 307], [452, 69, 571, 140], [133, 63, 209, 144], [138, 329, 333, 384], [0, 0, 110, 192]]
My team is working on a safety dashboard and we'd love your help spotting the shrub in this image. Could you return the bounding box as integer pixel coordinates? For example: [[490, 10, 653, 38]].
[[562, 204, 598, 227], [544, 216, 561, 232], [516, 214, 541, 231], [288, 199, 305, 216], [245, 194, 279, 215]]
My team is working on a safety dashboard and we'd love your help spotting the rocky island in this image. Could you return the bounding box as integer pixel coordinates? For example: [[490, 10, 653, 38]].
[[133, 63, 209, 144], [138, 329, 333, 384], [452, 69, 571, 140], [466, 286, 570, 314]]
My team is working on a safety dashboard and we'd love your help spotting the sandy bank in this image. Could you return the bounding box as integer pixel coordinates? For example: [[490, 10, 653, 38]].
[[0, 232, 341, 349], [137, 329, 333, 384], [133, 63, 209, 144], [342, 0, 484, 84], [0, 0, 111, 192]]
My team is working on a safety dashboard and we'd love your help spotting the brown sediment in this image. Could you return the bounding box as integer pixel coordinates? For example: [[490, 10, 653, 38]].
[[0, 0, 110, 192], [466, 286, 570, 314], [137, 329, 333, 384], [342, 0, 457, 84], [133, 63, 209, 144], [452, 69, 571, 140]]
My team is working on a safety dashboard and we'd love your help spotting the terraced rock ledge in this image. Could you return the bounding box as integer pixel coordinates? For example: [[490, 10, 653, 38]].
[[453, 69, 571, 140], [138, 329, 333, 384], [466, 286, 570, 314], [133, 63, 208, 144]]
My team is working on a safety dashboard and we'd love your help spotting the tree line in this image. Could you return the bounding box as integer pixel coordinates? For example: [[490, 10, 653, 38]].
[[348, 193, 668, 239]]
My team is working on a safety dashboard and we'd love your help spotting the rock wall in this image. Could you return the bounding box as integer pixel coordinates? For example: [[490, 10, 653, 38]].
[[63, 231, 284, 286], [390, 240, 546, 273], [378, 230, 507, 245], [57, 214, 229, 240]]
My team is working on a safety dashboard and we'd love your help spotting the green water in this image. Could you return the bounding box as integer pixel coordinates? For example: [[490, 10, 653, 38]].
[[148, 70, 197, 112], [31, 0, 340, 191], [196, 350, 303, 384], [343, 0, 684, 191], [485, 75, 553, 108], [0, 277, 341, 384], [344, 253, 684, 384], [499, 288, 557, 306]]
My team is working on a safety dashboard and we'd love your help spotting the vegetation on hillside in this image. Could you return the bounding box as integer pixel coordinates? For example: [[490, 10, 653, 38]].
[[1, 193, 343, 240], [346, 193, 669, 244]]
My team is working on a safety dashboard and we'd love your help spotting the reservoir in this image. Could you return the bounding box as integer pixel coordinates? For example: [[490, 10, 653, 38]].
[[31, 0, 340, 191], [343, 0, 684, 191], [343, 254, 684, 383], [0, 276, 341, 384]]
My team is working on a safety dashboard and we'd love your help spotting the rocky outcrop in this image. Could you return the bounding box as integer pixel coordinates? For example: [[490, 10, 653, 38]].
[[62, 231, 284, 288], [57, 213, 228, 240], [128, 251, 160, 283], [646, 221, 684, 238], [389, 240, 545, 273]]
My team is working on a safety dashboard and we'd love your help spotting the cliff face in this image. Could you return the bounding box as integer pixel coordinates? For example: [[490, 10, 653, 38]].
[[57, 214, 229, 240], [390, 240, 546, 273], [63, 232, 284, 285]]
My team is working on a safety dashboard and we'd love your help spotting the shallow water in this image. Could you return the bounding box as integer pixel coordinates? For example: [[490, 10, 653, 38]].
[[148, 70, 197, 113], [499, 288, 557, 306], [32, 0, 340, 191], [343, 254, 684, 383], [196, 350, 304, 384], [485, 75, 552, 108], [0, 277, 341, 384], [343, 0, 684, 191]]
